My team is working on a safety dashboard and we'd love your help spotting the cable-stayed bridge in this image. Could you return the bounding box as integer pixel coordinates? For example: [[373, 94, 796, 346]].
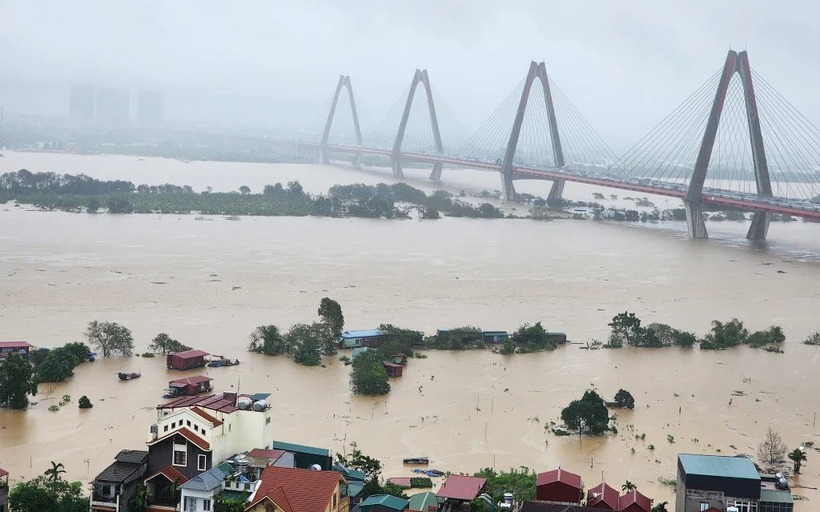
[[272, 51, 820, 240]]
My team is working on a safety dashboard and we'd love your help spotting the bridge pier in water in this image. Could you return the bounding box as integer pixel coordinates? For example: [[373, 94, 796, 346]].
[[684, 201, 709, 239], [746, 211, 770, 240]]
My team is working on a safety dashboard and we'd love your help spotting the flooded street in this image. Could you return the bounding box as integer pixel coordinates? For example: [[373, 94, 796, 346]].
[[1, 152, 819, 510]]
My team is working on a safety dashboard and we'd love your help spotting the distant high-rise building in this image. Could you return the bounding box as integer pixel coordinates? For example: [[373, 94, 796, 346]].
[[137, 90, 164, 125], [95, 87, 130, 123], [69, 84, 95, 121]]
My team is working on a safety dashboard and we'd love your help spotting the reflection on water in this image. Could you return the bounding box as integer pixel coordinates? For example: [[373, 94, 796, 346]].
[[0, 153, 819, 511]]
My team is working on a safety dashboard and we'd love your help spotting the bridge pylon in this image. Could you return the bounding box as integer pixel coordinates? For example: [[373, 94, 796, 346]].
[[500, 61, 565, 202], [320, 75, 364, 168], [391, 69, 445, 181], [686, 50, 773, 240]]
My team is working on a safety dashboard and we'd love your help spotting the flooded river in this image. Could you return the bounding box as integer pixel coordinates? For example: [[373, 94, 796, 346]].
[[1, 151, 819, 510]]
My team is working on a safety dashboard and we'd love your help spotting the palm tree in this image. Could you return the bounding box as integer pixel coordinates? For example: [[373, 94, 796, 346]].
[[788, 448, 807, 474], [44, 461, 66, 482], [621, 480, 636, 492], [651, 502, 669, 512], [132, 482, 150, 512]]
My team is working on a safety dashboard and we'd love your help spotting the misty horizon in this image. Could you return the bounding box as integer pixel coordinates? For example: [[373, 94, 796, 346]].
[[2, 1, 819, 153]]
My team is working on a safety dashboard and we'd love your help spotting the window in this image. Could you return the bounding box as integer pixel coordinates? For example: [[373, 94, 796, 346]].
[[164, 425, 169, 432], [265, 504, 275, 512], [102, 484, 112, 496], [171, 421, 176, 429], [203, 499, 212, 511], [173, 447, 187, 466], [186, 420, 191, 427], [700, 503, 709, 512], [198, 454, 208, 471], [333, 492, 337, 508]]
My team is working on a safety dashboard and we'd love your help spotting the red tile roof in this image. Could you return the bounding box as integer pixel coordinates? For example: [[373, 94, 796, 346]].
[[586, 483, 619, 509], [388, 477, 412, 487], [148, 427, 211, 451], [436, 475, 487, 501], [169, 376, 213, 387], [190, 406, 223, 426], [158, 393, 238, 413], [171, 349, 209, 359], [248, 448, 287, 461], [0, 468, 8, 478], [247, 466, 341, 512], [618, 490, 652, 512], [536, 468, 582, 489], [145, 465, 189, 484], [0, 341, 33, 348]]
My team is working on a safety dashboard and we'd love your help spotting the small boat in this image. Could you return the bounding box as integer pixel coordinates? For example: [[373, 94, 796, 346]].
[[118, 371, 141, 381], [207, 357, 240, 368], [403, 457, 429, 465]]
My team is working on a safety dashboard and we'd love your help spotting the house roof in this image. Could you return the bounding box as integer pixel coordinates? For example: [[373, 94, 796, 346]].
[[388, 477, 412, 487], [159, 393, 238, 414], [169, 375, 213, 387], [114, 449, 148, 465], [333, 463, 366, 482], [340, 329, 384, 339], [586, 483, 619, 509], [678, 454, 760, 480], [361, 493, 410, 510], [145, 465, 189, 484], [247, 466, 342, 512], [247, 448, 288, 464], [0, 468, 9, 478], [760, 489, 794, 504], [148, 427, 211, 451], [272, 441, 330, 458], [170, 349, 209, 359], [536, 468, 582, 489], [191, 406, 223, 426], [180, 462, 234, 492], [618, 490, 652, 511], [408, 492, 438, 512], [520, 502, 600, 512], [0, 341, 33, 348], [437, 475, 487, 501], [95, 458, 145, 484]]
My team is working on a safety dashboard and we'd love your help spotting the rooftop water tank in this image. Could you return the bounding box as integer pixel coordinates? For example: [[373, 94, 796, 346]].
[[237, 397, 253, 410], [252, 399, 268, 412], [310, 464, 322, 471]]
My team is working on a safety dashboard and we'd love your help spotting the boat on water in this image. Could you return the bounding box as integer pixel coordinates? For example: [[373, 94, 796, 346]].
[[207, 357, 240, 368], [403, 457, 429, 465], [412, 468, 445, 477], [118, 371, 141, 381]]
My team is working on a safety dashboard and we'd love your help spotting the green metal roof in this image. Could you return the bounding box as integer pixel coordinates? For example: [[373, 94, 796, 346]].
[[760, 489, 794, 504], [408, 491, 438, 511], [272, 440, 330, 457], [678, 454, 760, 480], [361, 493, 410, 511], [347, 481, 364, 498]]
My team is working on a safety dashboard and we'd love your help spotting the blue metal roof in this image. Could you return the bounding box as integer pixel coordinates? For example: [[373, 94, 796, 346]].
[[679, 454, 760, 480], [340, 329, 384, 339]]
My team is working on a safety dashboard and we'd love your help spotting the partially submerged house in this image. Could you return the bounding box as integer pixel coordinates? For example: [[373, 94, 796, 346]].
[[383, 361, 404, 377], [437, 475, 487, 510], [167, 349, 209, 370], [89, 449, 148, 512], [165, 376, 213, 398], [244, 465, 350, 512], [339, 329, 386, 349], [0, 341, 33, 360], [536, 468, 583, 505], [481, 331, 509, 344]]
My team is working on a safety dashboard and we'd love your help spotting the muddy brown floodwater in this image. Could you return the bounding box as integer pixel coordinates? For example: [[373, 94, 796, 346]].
[[0, 152, 819, 511]]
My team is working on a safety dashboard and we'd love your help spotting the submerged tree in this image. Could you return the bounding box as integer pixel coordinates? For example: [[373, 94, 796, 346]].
[[788, 448, 807, 474], [0, 354, 38, 409], [84, 321, 134, 357], [758, 427, 787, 466], [286, 323, 324, 366], [248, 325, 289, 356], [561, 390, 609, 435], [318, 297, 345, 348], [351, 350, 390, 396], [149, 333, 191, 355], [614, 388, 635, 409]]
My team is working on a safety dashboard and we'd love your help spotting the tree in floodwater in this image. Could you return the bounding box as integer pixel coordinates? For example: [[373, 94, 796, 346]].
[[560, 390, 609, 435], [149, 333, 191, 355], [788, 447, 807, 474], [0, 354, 38, 409], [758, 427, 787, 465], [84, 321, 134, 357]]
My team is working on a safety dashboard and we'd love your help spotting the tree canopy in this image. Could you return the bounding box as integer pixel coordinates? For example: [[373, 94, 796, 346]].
[[285, 323, 324, 366], [318, 297, 345, 348], [149, 333, 191, 355], [509, 322, 562, 352], [9, 472, 87, 512], [248, 325, 289, 356], [0, 354, 38, 409], [560, 390, 610, 435], [84, 321, 135, 357], [758, 427, 787, 465], [376, 324, 421, 358], [474, 467, 536, 503], [614, 388, 635, 409], [351, 350, 390, 396]]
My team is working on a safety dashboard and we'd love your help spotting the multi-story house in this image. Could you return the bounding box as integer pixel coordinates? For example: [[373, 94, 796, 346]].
[[143, 391, 274, 512], [90, 450, 149, 512]]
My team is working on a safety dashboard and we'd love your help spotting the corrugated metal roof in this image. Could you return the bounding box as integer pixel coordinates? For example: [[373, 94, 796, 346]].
[[340, 329, 384, 339], [159, 393, 238, 413], [361, 493, 410, 510], [536, 468, 582, 489], [169, 375, 213, 387], [408, 492, 438, 512], [0, 341, 33, 348], [0, 468, 8, 478], [586, 482, 619, 509], [760, 489, 794, 504], [171, 349, 209, 359], [618, 489, 652, 512], [436, 475, 487, 501], [678, 454, 760, 480], [388, 477, 412, 487], [272, 440, 330, 457], [180, 462, 233, 492]]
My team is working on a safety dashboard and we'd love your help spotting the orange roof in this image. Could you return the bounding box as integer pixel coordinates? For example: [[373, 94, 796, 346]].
[[148, 427, 211, 451], [145, 465, 189, 484], [191, 406, 223, 426], [247, 466, 342, 512], [0, 341, 33, 348]]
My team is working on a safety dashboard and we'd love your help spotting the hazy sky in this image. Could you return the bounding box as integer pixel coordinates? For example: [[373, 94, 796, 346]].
[[2, 0, 819, 150]]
